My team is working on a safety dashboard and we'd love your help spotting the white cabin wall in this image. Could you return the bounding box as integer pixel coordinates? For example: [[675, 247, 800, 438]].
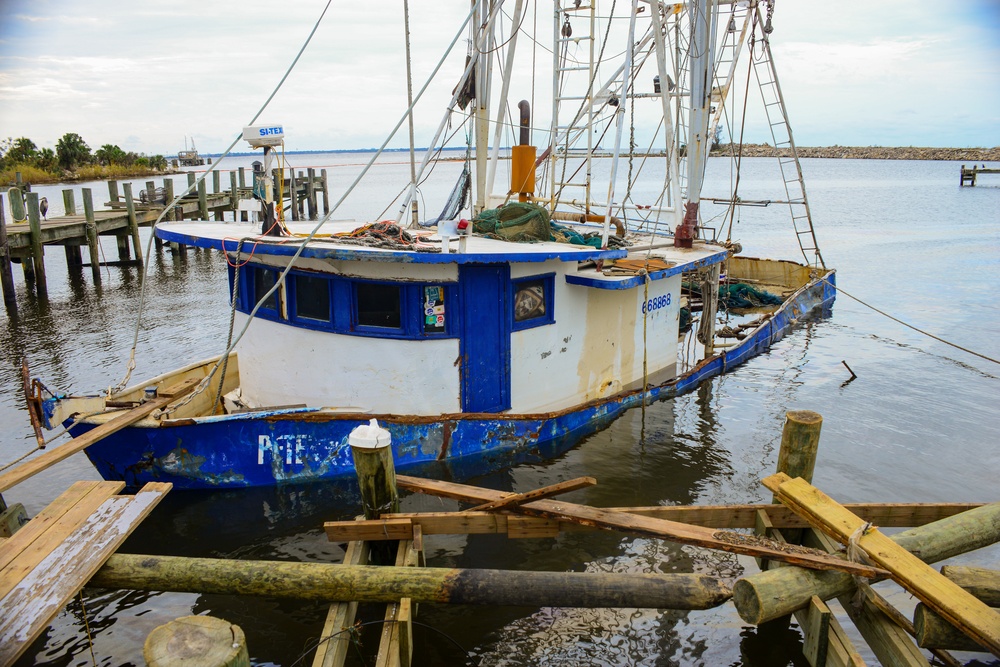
[[509, 267, 680, 413], [235, 315, 461, 415]]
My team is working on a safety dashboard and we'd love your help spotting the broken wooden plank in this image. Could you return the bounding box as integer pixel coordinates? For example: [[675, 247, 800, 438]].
[[732, 501, 1000, 624], [0, 482, 172, 665], [312, 537, 369, 667], [395, 475, 886, 578], [0, 378, 198, 492], [0, 481, 125, 593], [463, 476, 596, 513], [763, 473, 1000, 657]]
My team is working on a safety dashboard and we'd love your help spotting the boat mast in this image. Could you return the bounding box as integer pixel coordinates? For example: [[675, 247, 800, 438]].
[[473, 0, 493, 216], [403, 0, 419, 228], [675, 0, 712, 248]]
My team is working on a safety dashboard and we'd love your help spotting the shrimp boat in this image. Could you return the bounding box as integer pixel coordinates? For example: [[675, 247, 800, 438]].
[[36, 0, 834, 489]]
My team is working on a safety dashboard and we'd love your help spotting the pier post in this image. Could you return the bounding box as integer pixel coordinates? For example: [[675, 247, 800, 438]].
[[0, 195, 16, 309], [122, 183, 144, 264], [350, 420, 400, 565], [212, 170, 220, 194], [26, 192, 48, 296], [144, 616, 249, 667], [321, 168, 330, 215], [287, 168, 298, 221], [62, 189, 76, 216], [296, 171, 306, 218], [306, 168, 317, 220], [198, 179, 209, 220], [82, 188, 102, 284], [108, 180, 120, 207], [229, 171, 238, 221], [238, 168, 248, 221]]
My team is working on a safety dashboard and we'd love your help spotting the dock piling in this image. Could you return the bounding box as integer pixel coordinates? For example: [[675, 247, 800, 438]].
[[288, 169, 298, 221], [82, 189, 102, 284], [62, 189, 76, 216], [122, 183, 143, 264], [306, 168, 317, 220], [26, 193, 48, 296], [351, 421, 399, 565], [321, 168, 330, 215], [144, 616, 249, 667], [108, 180, 120, 207], [198, 179, 209, 220], [0, 195, 16, 309]]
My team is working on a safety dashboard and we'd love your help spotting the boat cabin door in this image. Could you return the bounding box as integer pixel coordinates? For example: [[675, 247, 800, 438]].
[[459, 265, 511, 413]]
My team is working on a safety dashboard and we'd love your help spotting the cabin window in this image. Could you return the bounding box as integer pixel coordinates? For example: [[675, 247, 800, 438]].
[[294, 274, 331, 323], [512, 274, 554, 330], [253, 267, 281, 314], [356, 283, 402, 329]]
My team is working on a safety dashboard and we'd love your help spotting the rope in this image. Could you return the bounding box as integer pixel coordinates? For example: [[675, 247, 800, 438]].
[[846, 520, 875, 607], [111, 0, 337, 394], [78, 591, 98, 667], [822, 278, 1000, 366]]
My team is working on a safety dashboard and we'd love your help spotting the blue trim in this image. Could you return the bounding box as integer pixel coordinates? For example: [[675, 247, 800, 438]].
[[54, 269, 836, 490], [459, 264, 511, 413], [565, 249, 728, 290], [511, 273, 555, 331], [161, 225, 625, 264]]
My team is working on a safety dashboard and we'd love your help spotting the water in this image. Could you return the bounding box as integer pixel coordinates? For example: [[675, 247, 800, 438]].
[[2, 155, 999, 666]]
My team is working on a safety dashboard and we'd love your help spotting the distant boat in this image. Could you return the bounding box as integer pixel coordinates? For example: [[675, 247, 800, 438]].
[[37, 0, 835, 489], [177, 136, 205, 167]]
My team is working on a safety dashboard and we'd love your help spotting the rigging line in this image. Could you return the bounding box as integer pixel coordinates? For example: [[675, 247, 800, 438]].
[[724, 29, 755, 244], [821, 278, 1000, 367], [112, 0, 335, 393], [162, 4, 481, 413]]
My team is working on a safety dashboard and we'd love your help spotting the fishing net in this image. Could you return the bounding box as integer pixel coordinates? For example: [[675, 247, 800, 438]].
[[719, 283, 783, 309], [474, 202, 629, 248]]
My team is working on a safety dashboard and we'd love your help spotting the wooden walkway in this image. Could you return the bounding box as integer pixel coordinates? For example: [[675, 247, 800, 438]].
[[0, 480, 171, 664], [960, 164, 1000, 186], [1, 168, 330, 309]]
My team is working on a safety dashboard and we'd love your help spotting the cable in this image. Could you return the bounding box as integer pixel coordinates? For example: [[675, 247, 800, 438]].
[[289, 618, 470, 667], [822, 278, 1000, 366]]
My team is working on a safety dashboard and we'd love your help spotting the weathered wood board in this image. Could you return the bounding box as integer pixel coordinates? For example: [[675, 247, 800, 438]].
[[0, 482, 172, 665]]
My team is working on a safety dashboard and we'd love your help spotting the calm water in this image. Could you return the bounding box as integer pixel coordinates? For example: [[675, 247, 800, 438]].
[[2, 155, 999, 666]]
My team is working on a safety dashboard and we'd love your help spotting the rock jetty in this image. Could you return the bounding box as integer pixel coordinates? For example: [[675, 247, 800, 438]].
[[715, 144, 1000, 161]]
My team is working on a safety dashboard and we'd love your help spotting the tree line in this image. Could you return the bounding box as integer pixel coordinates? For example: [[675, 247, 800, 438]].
[[0, 133, 168, 174]]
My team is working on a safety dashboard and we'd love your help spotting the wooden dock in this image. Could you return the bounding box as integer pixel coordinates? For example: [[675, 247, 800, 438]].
[[960, 164, 1000, 186], [1, 167, 330, 309]]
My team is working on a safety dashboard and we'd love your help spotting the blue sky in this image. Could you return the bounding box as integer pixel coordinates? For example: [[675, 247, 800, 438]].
[[1, 0, 998, 156]]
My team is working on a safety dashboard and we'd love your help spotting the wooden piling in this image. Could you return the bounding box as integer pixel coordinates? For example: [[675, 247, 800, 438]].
[[122, 183, 144, 264], [108, 180, 120, 206], [306, 168, 317, 220], [296, 171, 306, 217], [144, 616, 249, 667], [62, 189, 76, 216], [212, 170, 220, 194], [288, 168, 298, 221], [88, 553, 732, 609], [914, 603, 993, 652], [82, 188, 102, 283], [732, 501, 1000, 625], [26, 193, 48, 296], [0, 195, 16, 309], [776, 410, 822, 485], [940, 566, 1000, 606], [321, 169, 330, 215], [230, 171, 238, 220], [198, 178, 209, 220], [351, 422, 399, 565], [145, 180, 156, 207]]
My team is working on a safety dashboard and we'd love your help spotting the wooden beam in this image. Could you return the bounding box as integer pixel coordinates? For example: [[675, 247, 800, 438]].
[[940, 566, 1000, 607], [463, 476, 596, 512], [312, 537, 369, 667], [732, 501, 1000, 625], [763, 473, 1000, 657], [0, 378, 198, 492], [89, 554, 733, 610], [395, 475, 886, 578]]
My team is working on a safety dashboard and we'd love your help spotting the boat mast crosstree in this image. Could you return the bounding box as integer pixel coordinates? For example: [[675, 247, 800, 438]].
[[29, 0, 835, 490]]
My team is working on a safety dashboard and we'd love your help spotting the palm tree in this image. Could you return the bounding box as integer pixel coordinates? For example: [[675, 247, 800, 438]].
[[56, 133, 92, 170]]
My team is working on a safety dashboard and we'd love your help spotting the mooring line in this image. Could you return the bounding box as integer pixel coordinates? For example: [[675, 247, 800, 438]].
[[822, 277, 1000, 366]]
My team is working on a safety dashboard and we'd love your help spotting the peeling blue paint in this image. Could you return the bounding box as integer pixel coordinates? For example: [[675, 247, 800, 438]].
[[63, 271, 835, 490]]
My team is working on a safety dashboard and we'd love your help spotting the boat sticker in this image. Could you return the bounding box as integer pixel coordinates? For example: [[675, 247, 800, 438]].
[[423, 286, 446, 333]]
